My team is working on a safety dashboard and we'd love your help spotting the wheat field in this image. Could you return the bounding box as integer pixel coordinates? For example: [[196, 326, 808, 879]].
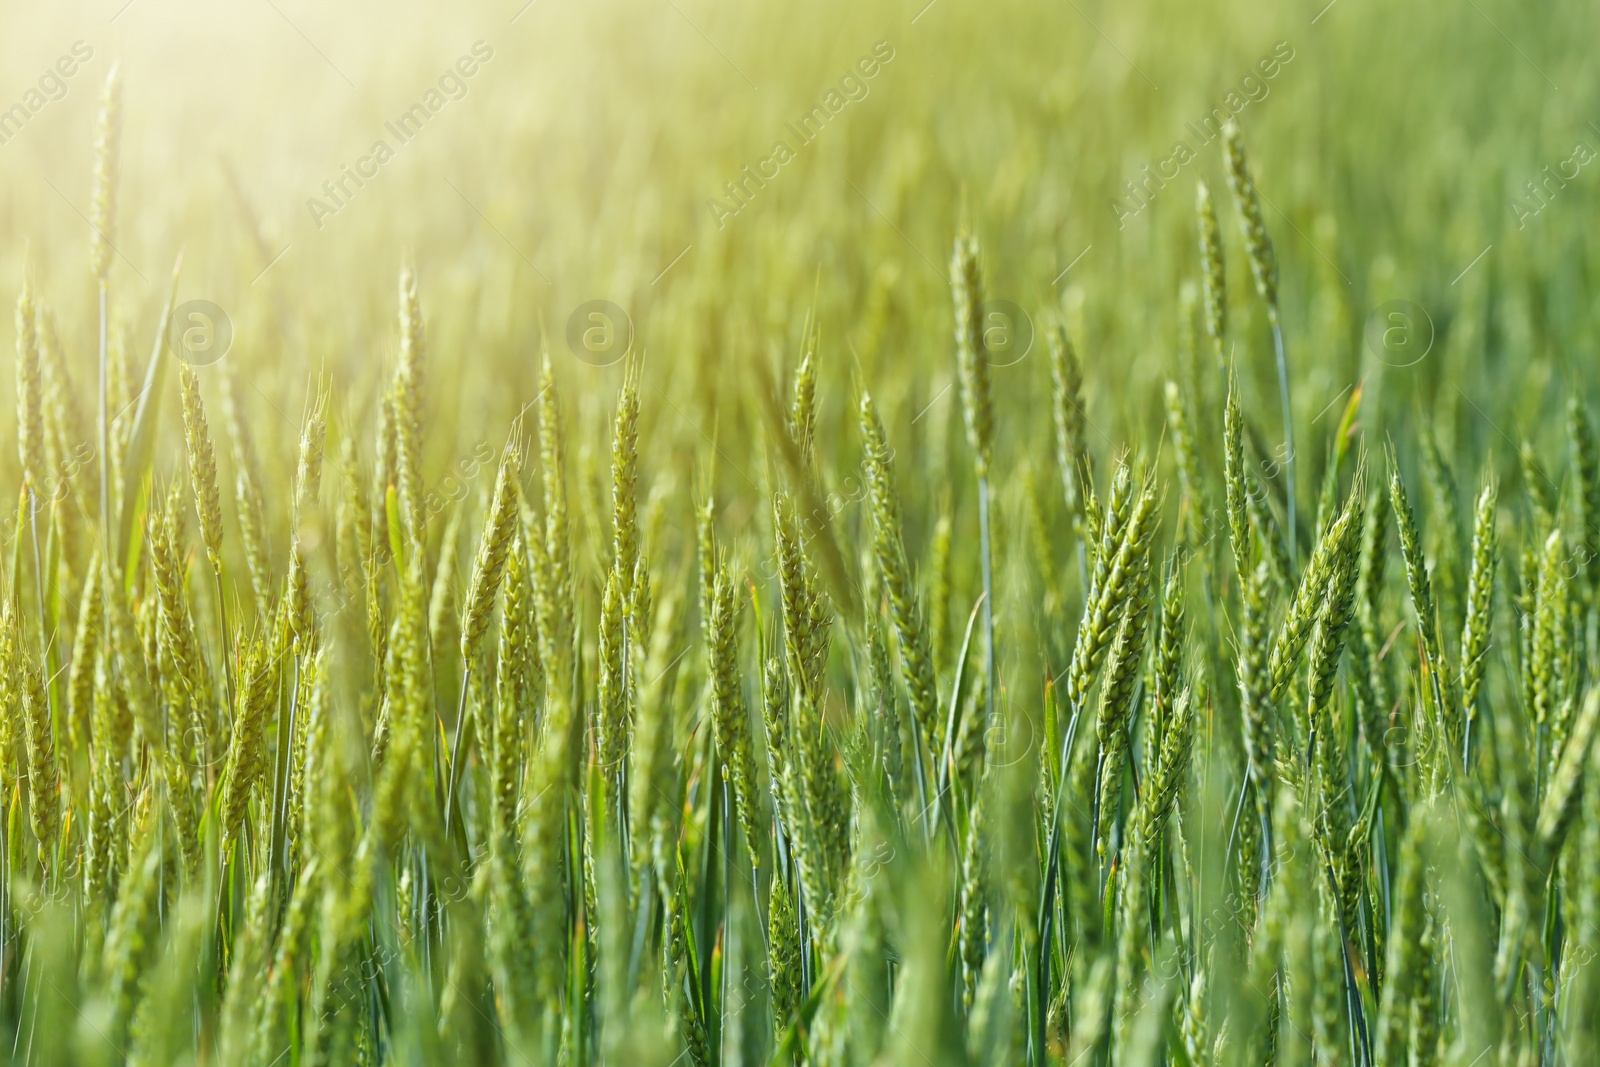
[[0, 1, 1597, 1064]]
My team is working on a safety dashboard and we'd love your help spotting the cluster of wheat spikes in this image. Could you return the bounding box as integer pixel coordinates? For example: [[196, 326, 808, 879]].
[[4, 68, 1600, 1067]]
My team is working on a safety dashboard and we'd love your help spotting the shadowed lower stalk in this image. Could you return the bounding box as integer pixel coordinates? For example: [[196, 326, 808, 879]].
[[1035, 464, 1157, 1067], [978, 478, 995, 741], [269, 645, 299, 882]]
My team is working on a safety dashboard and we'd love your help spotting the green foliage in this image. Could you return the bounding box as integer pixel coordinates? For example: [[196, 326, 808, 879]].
[[3, 4, 1600, 1063]]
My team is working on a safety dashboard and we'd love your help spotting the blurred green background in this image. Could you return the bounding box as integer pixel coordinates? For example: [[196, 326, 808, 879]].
[[0, 0, 1596, 539]]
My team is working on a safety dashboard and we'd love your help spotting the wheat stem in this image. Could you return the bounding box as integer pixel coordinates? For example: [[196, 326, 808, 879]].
[[1270, 307, 1297, 563]]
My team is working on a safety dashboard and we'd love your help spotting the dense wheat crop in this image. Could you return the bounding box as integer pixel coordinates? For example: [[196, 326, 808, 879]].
[[0, 0, 1597, 1063]]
